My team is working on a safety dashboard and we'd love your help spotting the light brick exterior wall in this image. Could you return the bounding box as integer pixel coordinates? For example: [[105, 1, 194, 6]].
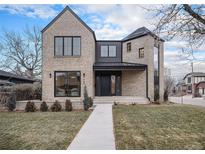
[[122, 70, 146, 97], [122, 35, 164, 101], [42, 8, 164, 105], [159, 41, 164, 102], [42, 9, 95, 107]]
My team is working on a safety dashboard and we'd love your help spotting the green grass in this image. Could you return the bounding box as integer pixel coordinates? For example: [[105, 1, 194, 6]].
[[113, 104, 205, 150], [0, 111, 90, 150]]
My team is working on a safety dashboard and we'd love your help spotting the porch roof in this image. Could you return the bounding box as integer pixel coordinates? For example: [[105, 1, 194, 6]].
[[93, 62, 147, 71]]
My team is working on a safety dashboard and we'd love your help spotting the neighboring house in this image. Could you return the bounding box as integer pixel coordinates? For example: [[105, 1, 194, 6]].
[[42, 6, 164, 107], [173, 81, 186, 95], [0, 70, 34, 86], [196, 81, 205, 96], [183, 72, 205, 96]]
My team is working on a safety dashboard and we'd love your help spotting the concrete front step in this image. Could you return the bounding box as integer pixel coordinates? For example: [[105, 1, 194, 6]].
[[93, 96, 149, 105]]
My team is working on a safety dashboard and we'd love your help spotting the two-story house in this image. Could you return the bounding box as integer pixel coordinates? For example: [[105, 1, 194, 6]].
[[183, 72, 205, 96], [42, 6, 164, 108]]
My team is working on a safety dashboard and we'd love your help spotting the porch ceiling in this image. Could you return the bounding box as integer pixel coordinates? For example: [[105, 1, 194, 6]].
[[93, 62, 147, 71]]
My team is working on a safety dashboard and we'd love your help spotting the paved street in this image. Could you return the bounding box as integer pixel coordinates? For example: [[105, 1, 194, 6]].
[[169, 95, 205, 107], [68, 104, 116, 150]]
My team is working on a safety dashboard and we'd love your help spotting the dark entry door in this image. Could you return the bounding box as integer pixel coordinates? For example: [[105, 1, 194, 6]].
[[101, 75, 111, 96], [95, 71, 121, 96]]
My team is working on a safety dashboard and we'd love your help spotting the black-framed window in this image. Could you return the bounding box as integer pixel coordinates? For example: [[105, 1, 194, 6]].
[[100, 45, 116, 57], [55, 37, 63, 56], [139, 48, 144, 58], [188, 85, 192, 90], [127, 42, 131, 52], [54, 36, 81, 56], [187, 77, 191, 83], [55, 71, 81, 97]]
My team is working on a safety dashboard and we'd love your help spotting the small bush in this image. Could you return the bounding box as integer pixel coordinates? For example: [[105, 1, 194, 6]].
[[88, 97, 93, 107], [25, 101, 37, 112], [65, 99, 72, 111], [0, 92, 16, 111], [164, 89, 169, 101], [114, 101, 118, 106], [83, 86, 89, 111], [50, 100, 62, 112], [40, 101, 48, 112], [154, 88, 159, 101]]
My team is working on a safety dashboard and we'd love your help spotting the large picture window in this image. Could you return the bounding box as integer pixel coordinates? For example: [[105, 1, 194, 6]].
[[55, 71, 81, 97], [54, 36, 81, 56], [100, 45, 116, 57]]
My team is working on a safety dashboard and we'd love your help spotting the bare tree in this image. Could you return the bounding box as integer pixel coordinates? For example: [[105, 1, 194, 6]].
[[145, 4, 205, 47], [164, 75, 175, 101], [0, 26, 41, 79]]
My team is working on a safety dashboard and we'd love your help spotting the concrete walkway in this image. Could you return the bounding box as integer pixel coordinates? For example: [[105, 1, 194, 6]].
[[68, 104, 116, 150], [169, 95, 205, 107]]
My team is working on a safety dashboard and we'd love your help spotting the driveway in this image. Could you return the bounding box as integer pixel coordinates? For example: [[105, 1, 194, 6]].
[[68, 104, 116, 150], [169, 95, 205, 107]]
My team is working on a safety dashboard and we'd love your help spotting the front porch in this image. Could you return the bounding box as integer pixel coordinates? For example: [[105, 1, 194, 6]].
[[93, 62, 149, 104]]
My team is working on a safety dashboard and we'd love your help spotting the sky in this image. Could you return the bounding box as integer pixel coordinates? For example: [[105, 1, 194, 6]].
[[0, 4, 204, 81]]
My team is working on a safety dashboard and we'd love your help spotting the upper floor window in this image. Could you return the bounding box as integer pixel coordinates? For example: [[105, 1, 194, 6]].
[[187, 77, 191, 83], [54, 36, 81, 56], [139, 48, 144, 58], [127, 42, 131, 52], [100, 45, 116, 57]]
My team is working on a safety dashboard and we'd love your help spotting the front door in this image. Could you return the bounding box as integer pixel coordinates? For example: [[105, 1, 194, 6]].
[[95, 71, 121, 96], [101, 75, 111, 96]]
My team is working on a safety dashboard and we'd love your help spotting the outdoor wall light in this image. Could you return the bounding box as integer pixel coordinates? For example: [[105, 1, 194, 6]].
[[49, 73, 52, 78]]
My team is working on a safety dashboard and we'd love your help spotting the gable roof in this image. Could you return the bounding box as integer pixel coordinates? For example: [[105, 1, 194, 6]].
[[41, 6, 96, 40], [0, 70, 34, 82], [183, 72, 205, 80], [122, 27, 164, 42]]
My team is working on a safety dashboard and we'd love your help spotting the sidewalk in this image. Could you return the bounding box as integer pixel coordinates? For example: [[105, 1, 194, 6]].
[[68, 104, 116, 150], [169, 95, 205, 107]]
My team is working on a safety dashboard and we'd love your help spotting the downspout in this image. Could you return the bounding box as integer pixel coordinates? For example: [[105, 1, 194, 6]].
[[146, 66, 150, 102]]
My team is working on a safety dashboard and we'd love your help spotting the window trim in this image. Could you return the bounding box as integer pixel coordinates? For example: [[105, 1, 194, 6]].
[[54, 71, 81, 97], [127, 42, 131, 52], [100, 45, 117, 58], [139, 47, 145, 59], [54, 36, 81, 56]]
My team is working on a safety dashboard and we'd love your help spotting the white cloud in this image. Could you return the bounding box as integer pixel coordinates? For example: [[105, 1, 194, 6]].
[[80, 4, 153, 40], [0, 5, 58, 19]]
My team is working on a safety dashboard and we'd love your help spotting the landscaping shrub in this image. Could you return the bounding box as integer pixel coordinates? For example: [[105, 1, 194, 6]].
[[33, 82, 42, 100], [65, 99, 73, 111], [164, 89, 169, 101], [40, 101, 48, 112], [83, 86, 89, 111], [88, 97, 93, 107], [50, 100, 62, 112], [25, 101, 37, 112], [0, 92, 16, 111], [154, 88, 159, 101], [0, 83, 42, 101]]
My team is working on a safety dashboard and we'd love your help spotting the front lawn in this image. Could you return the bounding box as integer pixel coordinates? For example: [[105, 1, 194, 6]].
[[0, 111, 90, 150], [113, 104, 205, 150]]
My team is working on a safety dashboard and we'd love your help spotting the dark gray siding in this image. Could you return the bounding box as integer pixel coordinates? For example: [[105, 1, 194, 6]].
[[96, 41, 122, 63]]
